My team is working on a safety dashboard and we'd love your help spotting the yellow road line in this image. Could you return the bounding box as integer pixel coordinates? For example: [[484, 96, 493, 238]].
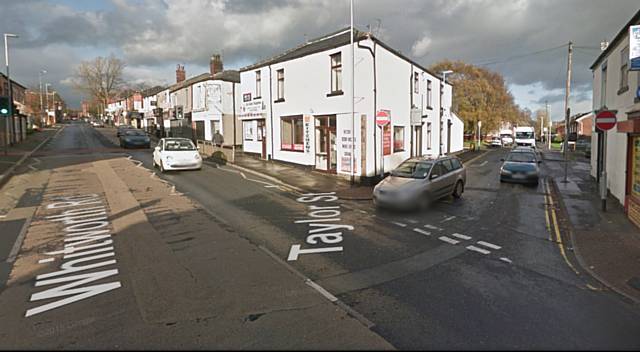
[[542, 181, 552, 241], [545, 179, 580, 275]]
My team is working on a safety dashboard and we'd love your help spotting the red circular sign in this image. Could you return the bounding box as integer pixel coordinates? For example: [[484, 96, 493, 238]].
[[376, 110, 390, 127], [595, 110, 617, 131]]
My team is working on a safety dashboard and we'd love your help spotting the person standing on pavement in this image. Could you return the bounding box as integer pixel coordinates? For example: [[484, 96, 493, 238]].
[[213, 130, 224, 147]]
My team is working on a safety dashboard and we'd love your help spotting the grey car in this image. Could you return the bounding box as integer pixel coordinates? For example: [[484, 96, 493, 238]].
[[499, 149, 541, 185], [373, 156, 466, 210]]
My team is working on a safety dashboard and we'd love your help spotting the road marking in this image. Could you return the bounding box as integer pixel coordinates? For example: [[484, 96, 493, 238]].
[[466, 245, 490, 255], [441, 216, 456, 222], [438, 236, 460, 245], [404, 219, 418, 224], [38, 258, 55, 264], [450, 233, 471, 240], [477, 241, 501, 250], [264, 185, 279, 188], [478, 160, 488, 167], [305, 279, 338, 302], [545, 179, 580, 275], [7, 214, 33, 263], [424, 224, 442, 231], [391, 221, 407, 227], [413, 228, 431, 236], [358, 210, 368, 214], [499, 257, 512, 263]]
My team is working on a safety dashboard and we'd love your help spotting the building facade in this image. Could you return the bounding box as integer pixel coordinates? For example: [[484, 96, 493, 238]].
[[239, 28, 462, 180], [590, 9, 640, 228]]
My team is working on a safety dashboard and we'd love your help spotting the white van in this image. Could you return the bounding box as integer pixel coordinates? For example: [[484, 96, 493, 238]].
[[514, 126, 536, 148]]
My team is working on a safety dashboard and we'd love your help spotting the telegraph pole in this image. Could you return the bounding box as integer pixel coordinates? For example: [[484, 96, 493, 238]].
[[563, 42, 572, 183], [546, 100, 551, 149]]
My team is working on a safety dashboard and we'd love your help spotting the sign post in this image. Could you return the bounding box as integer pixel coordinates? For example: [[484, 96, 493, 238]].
[[595, 109, 618, 211], [376, 110, 391, 178]]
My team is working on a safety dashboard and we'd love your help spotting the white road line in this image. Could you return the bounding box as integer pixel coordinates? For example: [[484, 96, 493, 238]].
[[477, 241, 501, 250], [391, 221, 407, 227], [405, 219, 419, 224], [358, 210, 368, 214], [450, 233, 472, 240], [466, 245, 490, 255], [441, 216, 456, 222], [264, 185, 279, 188], [38, 258, 54, 264], [413, 228, 431, 236], [424, 224, 442, 231], [438, 236, 460, 245], [499, 257, 512, 264], [477, 160, 488, 167], [305, 279, 338, 302]]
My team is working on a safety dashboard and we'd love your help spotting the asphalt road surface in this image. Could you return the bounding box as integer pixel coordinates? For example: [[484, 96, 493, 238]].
[[2, 122, 640, 349]]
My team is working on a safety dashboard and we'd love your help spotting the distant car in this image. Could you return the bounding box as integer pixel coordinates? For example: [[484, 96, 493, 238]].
[[373, 156, 466, 210], [490, 137, 502, 147], [91, 120, 104, 128], [153, 138, 202, 173], [575, 139, 591, 158], [500, 149, 541, 185], [119, 129, 150, 149], [116, 125, 134, 137]]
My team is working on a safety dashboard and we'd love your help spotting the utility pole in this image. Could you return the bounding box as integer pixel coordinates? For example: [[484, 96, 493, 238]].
[[563, 42, 572, 183], [546, 100, 551, 149], [350, 0, 355, 185], [38, 70, 46, 126]]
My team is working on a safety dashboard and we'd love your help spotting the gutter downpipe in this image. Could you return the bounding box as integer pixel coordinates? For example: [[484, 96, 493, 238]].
[[410, 64, 413, 157], [269, 65, 274, 160], [357, 37, 377, 179], [232, 81, 236, 162]]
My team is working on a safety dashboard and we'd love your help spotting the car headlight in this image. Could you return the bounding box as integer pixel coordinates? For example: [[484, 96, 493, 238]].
[[501, 168, 512, 175], [194, 153, 201, 160]]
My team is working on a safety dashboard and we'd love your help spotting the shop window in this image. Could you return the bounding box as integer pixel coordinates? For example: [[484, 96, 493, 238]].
[[330, 53, 342, 94], [394, 126, 405, 152], [244, 121, 254, 141], [281, 116, 304, 151]]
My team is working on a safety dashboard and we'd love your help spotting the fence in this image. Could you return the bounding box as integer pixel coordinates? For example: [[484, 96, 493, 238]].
[[196, 140, 235, 164]]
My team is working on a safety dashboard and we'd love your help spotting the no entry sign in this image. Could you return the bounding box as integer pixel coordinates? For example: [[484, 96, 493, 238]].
[[596, 110, 617, 131], [376, 110, 390, 127]]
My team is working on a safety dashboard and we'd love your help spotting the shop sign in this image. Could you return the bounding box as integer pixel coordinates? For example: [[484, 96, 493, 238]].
[[630, 25, 640, 71], [243, 93, 252, 102], [410, 107, 422, 126], [383, 125, 392, 155], [304, 115, 312, 153], [340, 128, 357, 173]]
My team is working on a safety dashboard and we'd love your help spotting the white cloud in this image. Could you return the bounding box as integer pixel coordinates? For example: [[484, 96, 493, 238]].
[[411, 34, 432, 58]]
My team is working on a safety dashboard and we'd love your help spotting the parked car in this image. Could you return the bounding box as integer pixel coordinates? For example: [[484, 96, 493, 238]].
[[373, 156, 466, 210], [153, 138, 202, 172], [490, 137, 502, 147], [116, 125, 134, 137], [91, 120, 104, 128], [119, 129, 151, 149], [499, 149, 541, 185], [575, 139, 591, 158]]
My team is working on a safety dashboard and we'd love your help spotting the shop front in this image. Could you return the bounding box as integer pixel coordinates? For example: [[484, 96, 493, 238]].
[[619, 110, 640, 228]]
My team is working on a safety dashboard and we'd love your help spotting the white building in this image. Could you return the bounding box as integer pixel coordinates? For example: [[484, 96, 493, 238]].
[[590, 9, 640, 228], [139, 86, 165, 132], [239, 28, 462, 180]]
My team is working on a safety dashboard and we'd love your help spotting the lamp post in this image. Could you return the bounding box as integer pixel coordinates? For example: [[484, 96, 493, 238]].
[[439, 70, 453, 156], [44, 83, 51, 124], [38, 69, 46, 126], [4, 33, 18, 154]]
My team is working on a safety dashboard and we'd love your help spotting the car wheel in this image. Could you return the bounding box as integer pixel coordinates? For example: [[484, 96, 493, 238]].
[[452, 181, 464, 198], [159, 161, 166, 173]]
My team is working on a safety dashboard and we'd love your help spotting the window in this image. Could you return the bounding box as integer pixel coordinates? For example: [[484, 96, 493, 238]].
[[442, 159, 454, 173], [244, 121, 254, 141], [430, 162, 446, 179], [330, 53, 342, 93], [426, 122, 432, 149], [390, 160, 433, 179], [393, 126, 405, 152], [414, 72, 419, 93], [255, 71, 262, 98], [427, 80, 432, 108], [276, 69, 284, 101], [601, 62, 607, 107], [451, 158, 462, 170], [281, 116, 304, 151], [620, 46, 629, 93]]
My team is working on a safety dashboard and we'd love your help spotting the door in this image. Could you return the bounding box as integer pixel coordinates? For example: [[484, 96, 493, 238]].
[[447, 119, 452, 154], [315, 115, 336, 173], [257, 120, 266, 159], [414, 126, 422, 157], [429, 162, 450, 199]]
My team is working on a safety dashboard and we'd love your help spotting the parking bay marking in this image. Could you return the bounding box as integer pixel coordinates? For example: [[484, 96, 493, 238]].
[[466, 245, 490, 255], [477, 241, 501, 250], [413, 228, 432, 236], [438, 236, 460, 245], [450, 233, 471, 240], [390, 221, 407, 228]]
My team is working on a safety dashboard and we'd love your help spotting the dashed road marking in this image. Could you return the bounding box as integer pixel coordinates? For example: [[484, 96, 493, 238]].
[[391, 221, 407, 227], [38, 258, 54, 264], [413, 228, 431, 236], [450, 233, 471, 240], [438, 236, 460, 245], [477, 241, 501, 250], [441, 216, 456, 222], [499, 257, 512, 264], [424, 224, 442, 231], [466, 245, 490, 255], [405, 219, 419, 224]]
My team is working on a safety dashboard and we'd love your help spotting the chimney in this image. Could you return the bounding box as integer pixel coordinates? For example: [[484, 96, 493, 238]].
[[210, 54, 223, 76], [176, 64, 186, 83]]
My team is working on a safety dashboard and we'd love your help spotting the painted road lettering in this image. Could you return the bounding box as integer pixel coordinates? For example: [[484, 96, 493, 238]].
[[288, 192, 353, 261], [25, 194, 121, 317]]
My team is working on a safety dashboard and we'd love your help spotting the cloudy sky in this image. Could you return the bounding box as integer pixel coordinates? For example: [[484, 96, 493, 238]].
[[1, 0, 638, 121]]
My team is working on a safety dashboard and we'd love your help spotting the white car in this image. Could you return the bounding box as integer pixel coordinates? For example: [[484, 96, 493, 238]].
[[153, 138, 202, 172]]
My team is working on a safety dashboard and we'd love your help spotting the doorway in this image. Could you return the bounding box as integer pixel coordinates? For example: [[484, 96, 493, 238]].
[[414, 125, 422, 157], [315, 115, 337, 173], [257, 119, 267, 159]]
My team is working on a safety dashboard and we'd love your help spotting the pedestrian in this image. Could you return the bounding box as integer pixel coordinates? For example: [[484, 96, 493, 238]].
[[213, 130, 224, 147]]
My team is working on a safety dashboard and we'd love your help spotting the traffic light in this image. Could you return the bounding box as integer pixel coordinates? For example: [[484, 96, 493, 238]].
[[176, 106, 183, 119], [0, 96, 9, 116]]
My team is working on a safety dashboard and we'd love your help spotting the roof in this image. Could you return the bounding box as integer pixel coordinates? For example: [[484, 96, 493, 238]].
[[0, 72, 27, 90], [572, 111, 593, 123], [240, 27, 450, 85], [590, 9, 640, 70], [169, 70, 240, 93], [141, 85, 166, 98]]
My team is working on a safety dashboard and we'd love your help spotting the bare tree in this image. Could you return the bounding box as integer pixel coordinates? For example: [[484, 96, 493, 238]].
[[72, 55, 125, 117]]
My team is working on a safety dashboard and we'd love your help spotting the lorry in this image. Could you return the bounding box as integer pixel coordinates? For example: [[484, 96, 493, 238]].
[[499, 129, 514, 146], [514, 126, 536, 148]]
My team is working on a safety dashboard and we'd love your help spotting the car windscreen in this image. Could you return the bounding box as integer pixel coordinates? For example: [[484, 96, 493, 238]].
[[506, 152, 536, 163], [515, 132, 534, 139], [125, 130, 146, 136], [390, 161, 433, 179], [164, 140, 196, 151]]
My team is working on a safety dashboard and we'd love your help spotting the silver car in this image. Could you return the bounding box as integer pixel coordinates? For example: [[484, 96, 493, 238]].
[[373, 156, 467, 210]]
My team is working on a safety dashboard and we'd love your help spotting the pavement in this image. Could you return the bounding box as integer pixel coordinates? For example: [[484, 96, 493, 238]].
[[540, 147, 640, 305], [223, 148, 487, 201], [0, 127, 60, 189]]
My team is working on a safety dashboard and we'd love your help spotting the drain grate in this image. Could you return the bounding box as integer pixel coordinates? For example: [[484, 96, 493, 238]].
[[627, 277, 640, 291]]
